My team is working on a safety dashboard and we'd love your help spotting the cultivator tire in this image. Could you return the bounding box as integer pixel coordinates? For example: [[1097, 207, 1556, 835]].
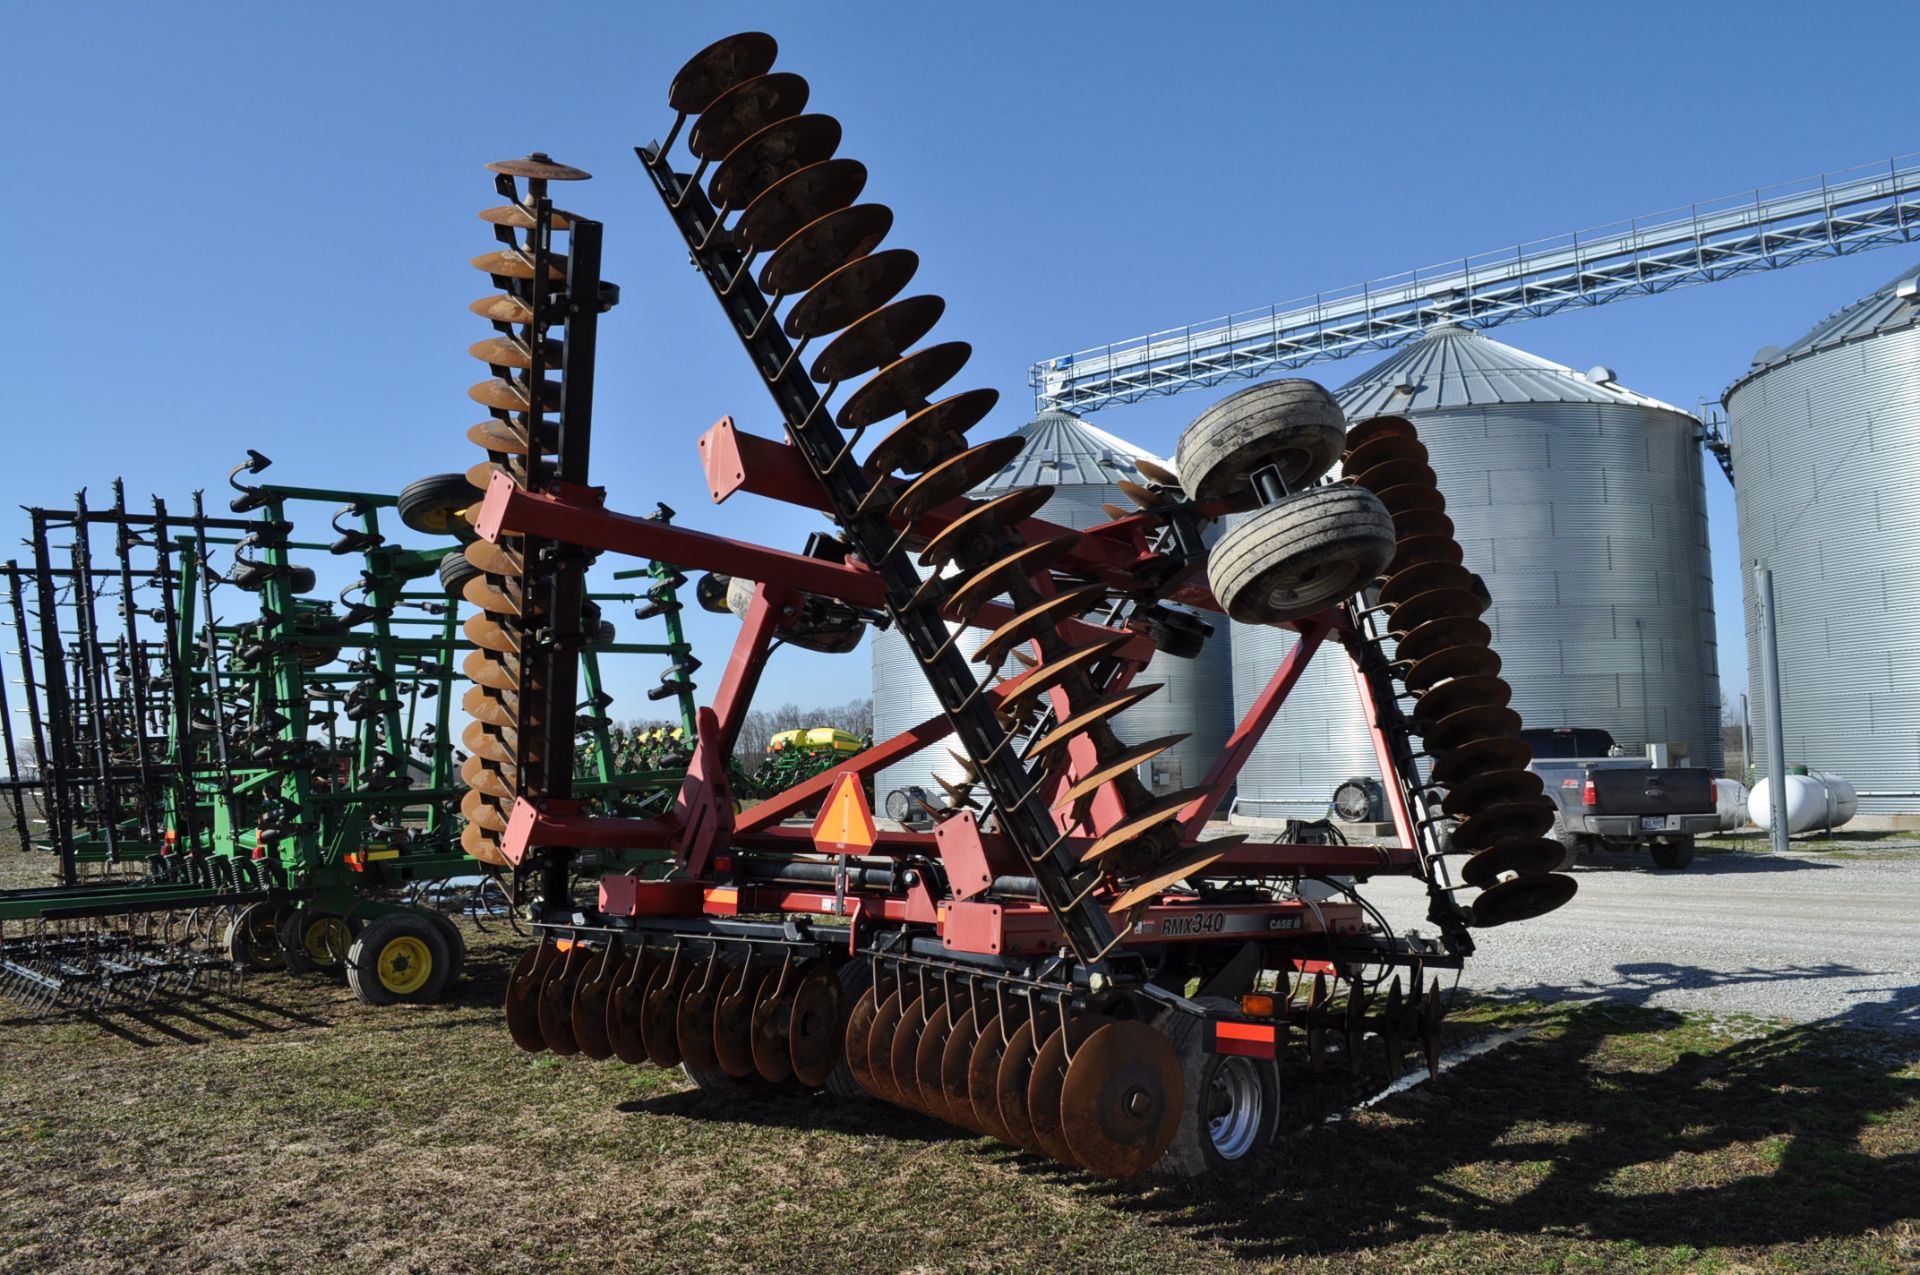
[[428, 912, 468, 990], [438, 550, 482, 599], [224, 903, 284, 973], [1207, 485, 1396, 625], [345, 912, 454, 1006], [398, 473, 485, 540], [1153, 998, 1279, 1178], [278, 906, 358, 976]]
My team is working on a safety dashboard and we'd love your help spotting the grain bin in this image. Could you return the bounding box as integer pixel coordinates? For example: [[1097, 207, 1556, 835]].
[[871, 410, 1233, 815], [1724, 265, 1920, 815], [1228, 326, 1723, 821]]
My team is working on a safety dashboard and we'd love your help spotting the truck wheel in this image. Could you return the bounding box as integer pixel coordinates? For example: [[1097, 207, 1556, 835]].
[[1152, 998, 1280, 1177], [1547, 814, 1581, 872], [1650, 837, 1694, 870]]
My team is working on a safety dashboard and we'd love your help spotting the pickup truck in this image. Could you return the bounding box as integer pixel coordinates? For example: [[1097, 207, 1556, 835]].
[[1523, 728, 1717, 870]]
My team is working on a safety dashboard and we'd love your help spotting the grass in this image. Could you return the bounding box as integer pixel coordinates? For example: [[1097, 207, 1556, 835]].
[[0, 923, 1914, 1275], [1695, 830, 1917, 861]]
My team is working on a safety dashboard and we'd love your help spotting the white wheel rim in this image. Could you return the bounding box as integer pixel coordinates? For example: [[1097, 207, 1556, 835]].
[[1207, 1056, 1265, 1160]]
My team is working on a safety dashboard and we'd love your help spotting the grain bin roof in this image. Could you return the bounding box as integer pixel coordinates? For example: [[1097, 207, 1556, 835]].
[[1723, 262, 1920, 402], [976, 409, 1165, 492], [1334, 325, 1694, 420]]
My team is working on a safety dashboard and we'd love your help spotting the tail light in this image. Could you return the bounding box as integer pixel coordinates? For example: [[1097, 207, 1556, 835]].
[[1582, 779, 1598, 808]]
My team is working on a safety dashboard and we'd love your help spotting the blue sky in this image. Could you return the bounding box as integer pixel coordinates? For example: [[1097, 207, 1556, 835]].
[[8, 2, 1917, 728]]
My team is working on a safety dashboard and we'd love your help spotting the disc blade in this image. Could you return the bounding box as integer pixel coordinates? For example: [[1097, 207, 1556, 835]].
[[675, 954, 727, 1072], [810, 293, 945, 385], [570, 945, 621, 1062], [1029, 1015, 1106, 1167], [688, 71, 811, 162], [711, 113, 843, 209], [971, 584, 1108, 670], [865, 387, 999, 477], [1060, 1019, 1184, 1178], [1082, 786, 1204, 863], [788, 964, 845, 1088], [842, 983, 882, 1097], [1344, 414, 1419, 452], [1471, 872, 1578, 927], [1058, 733, 1190, 807], [1458, 837, 1564, 888], [736, 157, 869, 254], [842, 342, 974, 433], [967, 1013, 1016, 1143], [760, 203, 894, 297], [605, 950, 654, 1066], [785, 248, 918, 340], [915, 485, 1054, 568], [667, 30, 778, 115], [641, 957, 690, 1068]]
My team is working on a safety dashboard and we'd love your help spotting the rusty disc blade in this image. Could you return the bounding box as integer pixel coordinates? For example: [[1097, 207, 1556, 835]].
[[468, 293, 537, 324], [913, 1001, 957, 1124], [570, 946, 621, 1062], [675, 955, 728, 1072], [889, 988, 938, 1112], [1430, 734, 1533, 786], [1413, 673, 1512, 727], [1083, 787, 1203, 863], [487, 154, 590, 181], [786, 248, 919, 340], [1389, 532, 1464, 575], [461, 721, 516, 764], [735, 157, 869, 253], [478, 204, 573, 232], [465, 458, 509, 493], [1420, 704, 1523, 755], [843, 984, 882, 1096], [464, 612, 519, 654], [1372, 481, 1448, 520], [1058, 734, 1190, 807], [468, 419, 531, 456], [1060, 1019, 1184, 1179], [917, 485, 1054, 568], [1393, 615, 1492, 668], [467, 335, 561, 371], [1459, 838, 1564, 888], [503, 943, 551, 1052], [1352, 457, 1439, 495], [689, 71, 811, 161], [641, 957, 692, 1068], [994, 1017, 1044, 1151], [1025, 680, 1163, 760], [1109, 843, 1233, 912], [1440, 767, 1545, 820], [1451, 796, 1557, 852], [711, 113, 843, 209], [941, 536, 1079, 621], [1343, 432, 1429, 475], [842, 342, 975, 432], [750, 972, 797, 1084], [460, 789, 508, 833], [460, 752, 514, 798], [940, 1009, 985, 1133], [1345, 414, 1419, 452], [463, 648, 517, 691], [1402, 641, 1500, 694], [713, 959, 771, 1079], [891, 433, 1026, 528], [788, 965, 844, 1088], [1381, 561, 1477, 610], [866, 388, 998, 477], [464, 538, 523, 576], [470, 248, 567, 282], [967, 1014, 1016, 1142], [1030, 1015, 1105, 1167], [461, 822, 505, 865], [811, 294, 945, 384], [1116, 478, 1169, 509], [994, 635, 1132, 720], [864, 989, 908, 1106], [605, 950, 654, 1066], [1393, 508, 1457, 543], [760, 203, 894, 296], [1135, 458, 1181, 487], [668, 30, 778, 114], [1388, 588, 1489, 640], [536, 945, 585, 1055], [462, 683, 515, 727], [972, 584, 1109, 669], [1471, 872, 1577, 927], [463, 574, 521, 617], [468, 376, 561, 413]]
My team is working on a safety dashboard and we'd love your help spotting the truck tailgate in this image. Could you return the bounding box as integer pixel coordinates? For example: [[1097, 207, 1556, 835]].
[[1589, 768, 1714, 815]]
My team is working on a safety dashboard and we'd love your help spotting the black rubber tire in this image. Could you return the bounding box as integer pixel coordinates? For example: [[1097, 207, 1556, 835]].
[[1208, 485, 1396, 624], [1153, 997, 1281, 1178], [345, 912, 454, 1006], [427, 911, 468, 989], [276, 906, 360, 976], [397, 473, 484, 541], [225, 902, 284, 972], [1650, 837, 1695, 870], [1175, 379, 1348, 504], [438, 551, 480, 600], [823, 958, 874, 1099], [1548, 813, 1582, 872]]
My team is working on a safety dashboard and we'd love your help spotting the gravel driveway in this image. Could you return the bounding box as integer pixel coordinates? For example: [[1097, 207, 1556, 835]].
[[1362, 845, 1920, 1033]]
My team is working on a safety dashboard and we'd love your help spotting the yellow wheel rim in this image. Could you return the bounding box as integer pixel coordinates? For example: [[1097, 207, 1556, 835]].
[[376, 935, 434, 995], [303, 917, 351, 967]]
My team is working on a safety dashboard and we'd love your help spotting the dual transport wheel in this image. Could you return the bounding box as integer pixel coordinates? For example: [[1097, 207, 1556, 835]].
[[1177, 381, 1396, 624]]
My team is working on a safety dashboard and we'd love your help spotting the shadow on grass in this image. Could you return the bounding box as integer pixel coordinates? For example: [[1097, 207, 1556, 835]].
[[1091, 992, 1920, 1261], [618, 1085, 973, 1145]]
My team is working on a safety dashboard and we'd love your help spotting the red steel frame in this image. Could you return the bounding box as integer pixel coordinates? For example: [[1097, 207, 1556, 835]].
[[478, 419, 1428, 957]]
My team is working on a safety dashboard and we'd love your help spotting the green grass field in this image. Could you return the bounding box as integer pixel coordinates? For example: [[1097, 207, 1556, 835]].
[[0, 916, 1914, 1274]]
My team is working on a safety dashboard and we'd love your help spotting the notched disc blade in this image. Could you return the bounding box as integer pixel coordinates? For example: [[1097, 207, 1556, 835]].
[[811, 294, 945, 384], [1471, 872, 1577, 927], [689, 71, 811, 161], [786, 248, 918, 340], [1060, 1019, 1184, 1178], [994, 635, 1132, 721], [972, 584, 1109, 669], [941, 536, 1078, 621], [463, 648, 517, 691], [841, 342, 975, 432], [917, 485, 1053, 568], [469, 293, 536, 324], [1082, 786, 1201, 863], [711, 113, 842, 209], [735, 157, 868, 253], [1024, 680, 1161, 759], [760, 203, 893, 297], [1459, 837, 1564, 888], [1058, 733, 1190, 807], [1109, 843, 1233, 912], [668, 31, 778, 115]]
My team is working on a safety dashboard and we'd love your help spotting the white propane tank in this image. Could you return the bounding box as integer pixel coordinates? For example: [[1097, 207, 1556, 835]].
[[1749, 770, 1858, 834], [1712, 777, 1750, 831]]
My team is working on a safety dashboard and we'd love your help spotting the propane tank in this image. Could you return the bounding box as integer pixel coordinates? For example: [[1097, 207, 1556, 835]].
[[1749, 769, 1858, 835], [1712, 777, 1750, 832]]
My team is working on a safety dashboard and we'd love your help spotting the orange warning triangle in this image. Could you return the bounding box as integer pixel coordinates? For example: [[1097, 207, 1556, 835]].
[[811, 770, 877, 853]]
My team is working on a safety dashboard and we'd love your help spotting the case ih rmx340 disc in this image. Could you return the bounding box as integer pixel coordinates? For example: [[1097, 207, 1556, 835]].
[[460, 32, 1576, 1179]]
